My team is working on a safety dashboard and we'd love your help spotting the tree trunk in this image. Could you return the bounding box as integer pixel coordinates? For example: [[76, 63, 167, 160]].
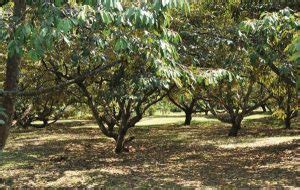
[[205, 110, 208, 115], [115, 127, 128, 154], [284, 86, 292, 129], [184, 110, 192, 125], [284, 117, 291, 129], [0, 54, 21, 149], [42, 119, 48, 128], [228, 117, 242, 137], [0, 0, 26, 150], [261, 104, 267, 112], [77, 82, 118, 140]]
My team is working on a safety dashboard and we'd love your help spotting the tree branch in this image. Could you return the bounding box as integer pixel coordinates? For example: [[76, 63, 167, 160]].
[[0, 61, 119, 97]]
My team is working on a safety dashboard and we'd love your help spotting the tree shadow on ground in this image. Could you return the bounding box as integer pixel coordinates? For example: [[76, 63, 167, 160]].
[[0, 115, 299, 188]]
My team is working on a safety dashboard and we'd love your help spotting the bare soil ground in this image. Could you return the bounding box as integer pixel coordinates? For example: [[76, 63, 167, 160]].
[[0, 113, 299, 189]]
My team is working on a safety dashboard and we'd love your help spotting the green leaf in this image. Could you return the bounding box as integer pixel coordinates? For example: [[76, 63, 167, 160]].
[[57, 19, 72, 33], [100, 11, 113, 24], [28, 50, 40, 61], [115, 38, 128, 51], [54, 0, 65, 7], [289, 51, 300, 61], [7, 40, 22, 56], [22, 24, 32, 37]]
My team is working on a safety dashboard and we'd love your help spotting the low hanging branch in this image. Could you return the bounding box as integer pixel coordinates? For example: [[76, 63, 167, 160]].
[[0, 61, 120, 97]]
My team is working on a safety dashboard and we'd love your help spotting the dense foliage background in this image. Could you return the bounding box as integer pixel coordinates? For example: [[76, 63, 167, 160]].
[[0, 0, 299, 153]]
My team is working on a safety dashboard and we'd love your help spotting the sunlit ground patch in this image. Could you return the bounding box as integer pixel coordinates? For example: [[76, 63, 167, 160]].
[[218, 136, 300, 149]]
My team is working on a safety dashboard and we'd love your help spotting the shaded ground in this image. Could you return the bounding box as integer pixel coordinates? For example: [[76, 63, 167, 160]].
[[0, 113, 299, 188]]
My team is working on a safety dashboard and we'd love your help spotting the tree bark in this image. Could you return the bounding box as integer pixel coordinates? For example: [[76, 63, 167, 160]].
[[0, 0, 26, 150], [228, 117, 242, 137], [115, 127, 128, 154], [284, 117, 291, 129], [77, 82, 118, 140], [184, 110, 192, 125], [261, 104, 267, 112], [204, 110, 208, 115], [42, 119, 48, 128], [284, 86, 293, 129]]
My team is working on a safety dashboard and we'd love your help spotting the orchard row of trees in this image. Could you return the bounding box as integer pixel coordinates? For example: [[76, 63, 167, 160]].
[[0, 0, 299, 153]]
